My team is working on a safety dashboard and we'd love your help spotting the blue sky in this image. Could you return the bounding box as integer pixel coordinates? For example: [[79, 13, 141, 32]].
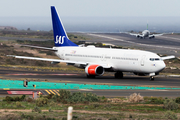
[[0, 0, 180, 17]]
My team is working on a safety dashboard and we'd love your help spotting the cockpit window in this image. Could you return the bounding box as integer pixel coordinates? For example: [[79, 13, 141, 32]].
[[150, 58, 154, 61], [150, 58, 161, 61]]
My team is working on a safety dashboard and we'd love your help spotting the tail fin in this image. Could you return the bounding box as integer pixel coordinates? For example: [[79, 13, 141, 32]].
[[51, 6, 78, 47]]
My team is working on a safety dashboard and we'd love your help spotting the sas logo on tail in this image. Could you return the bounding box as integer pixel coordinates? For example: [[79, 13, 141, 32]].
[[55, 35, 65, 44]]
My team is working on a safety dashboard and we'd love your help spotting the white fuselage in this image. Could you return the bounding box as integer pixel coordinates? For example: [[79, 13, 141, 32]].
[[142, 30, 150, 38], [54, 46, 165, 74]]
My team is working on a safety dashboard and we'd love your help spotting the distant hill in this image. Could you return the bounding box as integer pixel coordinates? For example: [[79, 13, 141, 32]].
[[0, 26, 17, 30]]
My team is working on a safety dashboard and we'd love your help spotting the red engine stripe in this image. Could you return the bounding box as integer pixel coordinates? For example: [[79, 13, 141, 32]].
[[88, 65, 99, 75]]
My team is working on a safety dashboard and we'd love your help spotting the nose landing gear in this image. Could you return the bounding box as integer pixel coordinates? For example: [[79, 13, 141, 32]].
[[149, 73, 155, 81], [150, 76, 154, 81]]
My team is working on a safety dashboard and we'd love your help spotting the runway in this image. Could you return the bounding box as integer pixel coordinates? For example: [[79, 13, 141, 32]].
[[0, 68, 180, 97], [0, 33, 180, 97], [76, 33, 180, 56]]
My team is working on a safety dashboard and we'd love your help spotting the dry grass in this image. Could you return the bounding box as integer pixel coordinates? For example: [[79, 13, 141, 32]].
[[128, 93, 144, 103]]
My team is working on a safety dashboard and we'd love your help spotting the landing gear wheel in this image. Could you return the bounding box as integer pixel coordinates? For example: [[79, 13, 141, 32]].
[[114, 72, 123, 79], [150, 76, 154, 81], [87, 75, 95, 78]]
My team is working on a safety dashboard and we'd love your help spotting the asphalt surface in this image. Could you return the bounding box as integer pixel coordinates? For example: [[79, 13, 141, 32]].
[[0, 68, 180, 97], [76, 33, 180, 56], [0, 33, 180, 97]]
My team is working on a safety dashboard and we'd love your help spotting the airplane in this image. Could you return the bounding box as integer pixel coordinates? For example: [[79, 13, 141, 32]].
[[128, 24, 163, 39], [8, 6, 175, 80]]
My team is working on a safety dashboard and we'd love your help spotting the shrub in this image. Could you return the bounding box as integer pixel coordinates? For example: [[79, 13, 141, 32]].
[[150, 97, 164, 104], [26, 98, 34, 102], [49, 108, 53, 112], [109, 118, 117, 120], [163, 111, 178, 120], [128, 93, 144, 103], [52, 90, 100, 103], [104, 104, 111, 109], [16, 101, 22, 107], [21, 113, 34, 119], [49, 101, 55, 106], [84, 106, 88, 109], [69, 92, 99, 103], [62, 117, 67, 120], [44, 94, 54, 99], [93, 104, 100, 108], [164, 99, 179, 110], [175, 97, 180, 104], [36, 98, 48, 107], [3, 95, 26, 102], [3, 96, 13, 101], [32, 106, 41, 113]]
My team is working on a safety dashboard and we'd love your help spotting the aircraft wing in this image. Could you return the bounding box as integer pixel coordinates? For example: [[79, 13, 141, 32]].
[[149, 34, 163, 37], [129, 33, 139, 36], [7, 55, 86, 64], [129, 33, 145, 37], [7, 55, 112, 69], [161, 55, 175, 60]]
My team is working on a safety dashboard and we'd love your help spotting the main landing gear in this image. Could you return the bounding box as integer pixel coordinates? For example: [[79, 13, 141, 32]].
[[87, 75, 95, 78], [114, 72, 123, 79]]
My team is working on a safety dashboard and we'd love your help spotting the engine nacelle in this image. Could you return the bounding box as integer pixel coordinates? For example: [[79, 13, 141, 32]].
[[149, 35, 155, 39], [85, 65, 104, 76], [136, 35, 140, 38]]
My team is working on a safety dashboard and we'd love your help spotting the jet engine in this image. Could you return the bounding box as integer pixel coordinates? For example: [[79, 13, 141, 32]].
[[149, 35, 155, 39], [85, 65, 104, 76], [136, 35, 140, 38]]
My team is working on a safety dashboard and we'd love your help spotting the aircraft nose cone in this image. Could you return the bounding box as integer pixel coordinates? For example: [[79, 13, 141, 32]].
[[158, 61, 166, 72]]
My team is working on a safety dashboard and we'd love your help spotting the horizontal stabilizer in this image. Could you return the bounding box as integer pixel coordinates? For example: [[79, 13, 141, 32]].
[[21, 45, 57, 51], [161, 55, 175, 60]]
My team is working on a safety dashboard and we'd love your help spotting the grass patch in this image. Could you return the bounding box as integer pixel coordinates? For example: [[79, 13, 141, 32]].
[[0, 92, 179, 119]]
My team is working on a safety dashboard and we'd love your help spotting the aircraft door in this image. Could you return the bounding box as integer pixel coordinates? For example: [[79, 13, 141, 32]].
[[101, 54, 106, 61], [60, 50, 65, 59], [141, 55, 146, 66]]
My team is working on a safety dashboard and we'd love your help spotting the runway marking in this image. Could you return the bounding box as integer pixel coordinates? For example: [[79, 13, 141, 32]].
[[79, 89, 94, 91], [4, 73, 79, 76], [49, 90, 56, 95], [44, 90, 60, 96], [45, 90, 51, 94], [158, 36, 180, 41], [147, 89, 169, 91], [88, 33, 180, 50], [53, 90, 60, 96]]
